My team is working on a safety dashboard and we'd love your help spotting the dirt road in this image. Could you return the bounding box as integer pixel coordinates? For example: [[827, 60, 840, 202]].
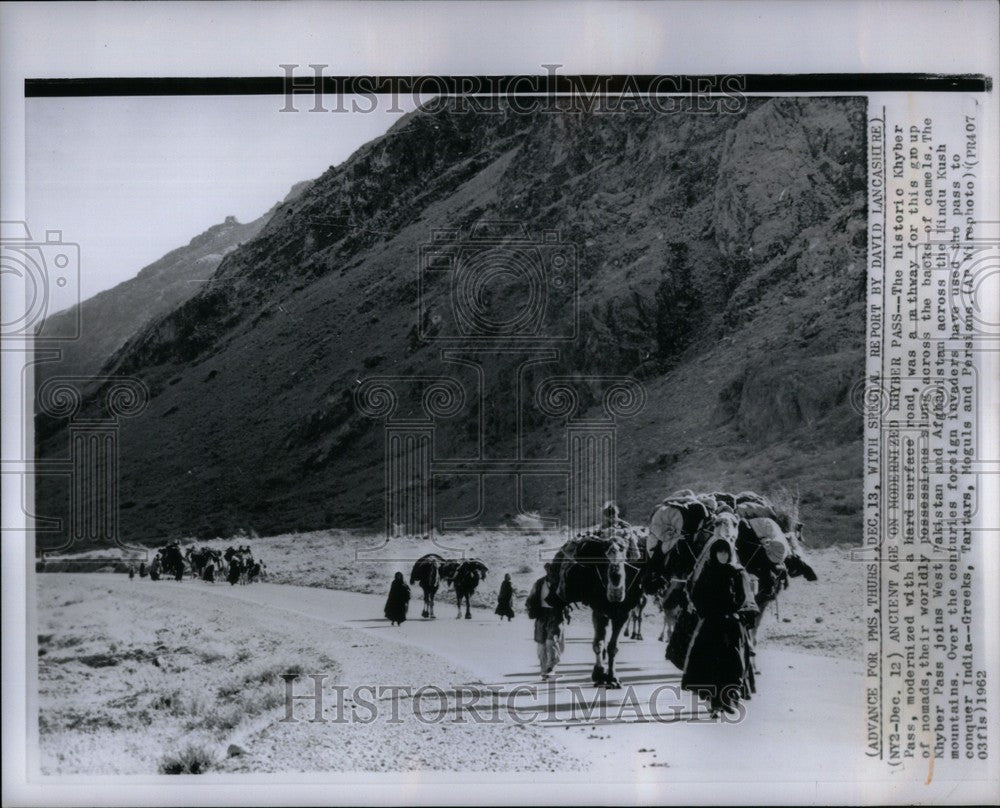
[[37, 574, 866, 779]]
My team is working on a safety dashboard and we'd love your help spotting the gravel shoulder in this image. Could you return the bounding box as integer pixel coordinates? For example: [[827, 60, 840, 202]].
[[36, 575, 584, 774]]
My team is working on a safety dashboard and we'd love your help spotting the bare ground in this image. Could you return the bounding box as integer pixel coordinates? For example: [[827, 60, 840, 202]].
[[35, 575, 584, 775], [35, 530, 862, 774]]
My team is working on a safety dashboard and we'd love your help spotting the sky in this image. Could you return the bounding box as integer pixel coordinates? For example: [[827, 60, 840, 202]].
[[26, 94, 415, 312]]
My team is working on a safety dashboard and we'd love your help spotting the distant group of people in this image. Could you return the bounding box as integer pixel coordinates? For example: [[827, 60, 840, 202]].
[[130, 541, 185, 582], [127, 543, 265, 586]]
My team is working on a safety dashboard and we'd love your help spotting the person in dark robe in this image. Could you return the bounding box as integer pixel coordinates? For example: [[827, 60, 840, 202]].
[[227, 557, 242, 586], [128, 565, 135, 580], [495, 573, 515, 621], [138, 561, 147, 578], [681, 538, 752, 717], [384, 572, 411, 626]]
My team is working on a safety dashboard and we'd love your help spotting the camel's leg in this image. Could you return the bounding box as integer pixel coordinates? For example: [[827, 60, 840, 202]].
[[591, 611, 609, 685], [464, 595, 472, 619], [605, 615, 627, 689], [429, 591, 435, 619], [635, 610, 643, 642]]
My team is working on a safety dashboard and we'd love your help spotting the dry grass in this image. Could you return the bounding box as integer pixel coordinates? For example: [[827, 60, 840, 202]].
[[36, 579, 337, 774], [159, 742, 216, 774]]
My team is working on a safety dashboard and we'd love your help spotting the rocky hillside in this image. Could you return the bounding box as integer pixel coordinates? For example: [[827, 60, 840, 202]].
[[36, 181, 311, 388], [36, 97, 867, 549]]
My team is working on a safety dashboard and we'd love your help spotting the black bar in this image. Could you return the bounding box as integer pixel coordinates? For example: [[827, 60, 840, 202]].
[[24, 73, 993, 98]]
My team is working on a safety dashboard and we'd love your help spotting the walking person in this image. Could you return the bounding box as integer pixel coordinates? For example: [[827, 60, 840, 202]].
[[384, 571, 411, 626], [494, 573, 515, 621], [526, 564, 565, 680], [681, 538, 754, 717]]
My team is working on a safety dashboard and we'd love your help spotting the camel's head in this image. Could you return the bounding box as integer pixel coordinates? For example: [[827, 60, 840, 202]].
[[602, 539, 629, 604], [709, 509, 740, 545]]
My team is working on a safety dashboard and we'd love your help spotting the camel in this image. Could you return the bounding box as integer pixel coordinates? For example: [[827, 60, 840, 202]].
[[546, 528, 647, 688], [161, 543, 185, 582], [409, 553, 453, 618], [626, 594, 647, 640], [648, 489, 820, 674], [649, 506, 744, 670], [449, 559, 488, 619], [735, 512, 818, 650], [655, 582, 688, 643], [186, 547, 221, 581]]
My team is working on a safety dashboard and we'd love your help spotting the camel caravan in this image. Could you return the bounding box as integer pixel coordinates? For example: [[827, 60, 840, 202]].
[[541, 489, 817, 714], [409, 555, 491, 619], [394, 487, 817, 718], [134, 542, 266, 586]]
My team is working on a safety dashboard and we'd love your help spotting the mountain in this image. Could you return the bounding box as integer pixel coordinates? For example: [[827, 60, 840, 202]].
[[36, 97, 867, 549], [35, 181, 312, 388]]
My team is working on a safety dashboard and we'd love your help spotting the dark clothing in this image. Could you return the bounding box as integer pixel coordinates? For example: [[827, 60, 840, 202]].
[[495, 579, 515, 619], [384, 578, 411, 625], [681, 558, 753, 711], [666, 606, 699, 670], [138, 563, 147, 578]]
